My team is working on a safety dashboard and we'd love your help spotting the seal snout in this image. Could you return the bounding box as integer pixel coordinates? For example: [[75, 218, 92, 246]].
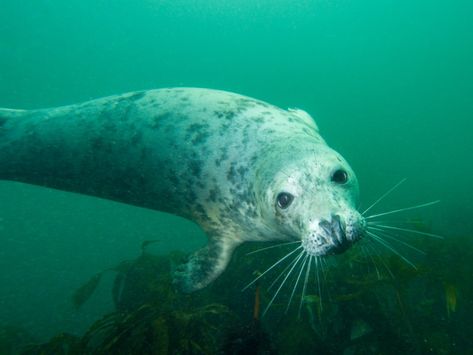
[[319, 215, 346, 254], [302, 214, 364, 256]]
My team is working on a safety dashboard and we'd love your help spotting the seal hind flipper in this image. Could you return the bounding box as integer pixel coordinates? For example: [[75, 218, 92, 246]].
[[173, 238, 240, 293]]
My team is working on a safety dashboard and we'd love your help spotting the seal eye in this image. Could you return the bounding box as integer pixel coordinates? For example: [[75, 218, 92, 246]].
[[332, 169, 348, 184], [276, 192, 294, 209]]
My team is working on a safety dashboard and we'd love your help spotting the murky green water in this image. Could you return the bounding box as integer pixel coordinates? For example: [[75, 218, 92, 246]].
[[1, 1, 472, 353]]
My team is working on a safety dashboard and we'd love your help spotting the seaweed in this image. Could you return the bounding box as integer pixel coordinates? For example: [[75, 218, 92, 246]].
[[21, 333, 81, 355], [25, 250, 237, 354], [0, 326, 36, 355], [222, 285, 277, 354], [18, 221, 473, 354], [72, 272, 104, 309], [79, 303, 234, 354], [71, 239, 165, 311]]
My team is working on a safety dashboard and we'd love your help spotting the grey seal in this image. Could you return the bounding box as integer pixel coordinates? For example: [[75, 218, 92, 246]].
[[0, 88, 364, 292]]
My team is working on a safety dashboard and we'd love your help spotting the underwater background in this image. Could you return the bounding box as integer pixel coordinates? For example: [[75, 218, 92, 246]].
[[0, 0, 472, 353]]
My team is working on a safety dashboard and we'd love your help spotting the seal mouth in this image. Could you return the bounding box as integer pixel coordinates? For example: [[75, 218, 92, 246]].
[[302, 214, 363, 256]]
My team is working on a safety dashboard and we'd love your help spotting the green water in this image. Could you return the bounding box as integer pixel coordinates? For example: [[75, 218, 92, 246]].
[[0, 0, 472, 352]]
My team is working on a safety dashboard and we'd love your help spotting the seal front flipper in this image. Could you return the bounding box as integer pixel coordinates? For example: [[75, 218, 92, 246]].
[[173, 237, 240, 293]]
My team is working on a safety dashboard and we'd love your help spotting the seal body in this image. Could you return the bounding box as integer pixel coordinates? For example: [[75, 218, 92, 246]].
[[0, 88, 364, 292]]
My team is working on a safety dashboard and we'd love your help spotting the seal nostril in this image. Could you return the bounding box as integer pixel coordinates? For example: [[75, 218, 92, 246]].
[[318, 219, 332, 235], [331, 214, 341, 225], [330, 214, 346, 244]]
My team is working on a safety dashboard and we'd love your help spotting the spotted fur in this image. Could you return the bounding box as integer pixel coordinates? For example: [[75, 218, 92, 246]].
[[0, 88, 362, 292]]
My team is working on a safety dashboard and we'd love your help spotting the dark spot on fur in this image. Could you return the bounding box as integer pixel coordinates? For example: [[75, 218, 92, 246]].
[[302, 127, 313, 136], [238, 98, 264, 110], [214, 110, 236, 120], [227, 163, 237, 183], [207, 186, 220, 203], [215, 146, 229, 167], [128, 91, 146, 101], [194, 203, 210, 222], [237, 166, 247, 177], [219, 122, 231, 136], [186, 123, 210, 145], [191, 130, 211, 146], [237, 98, 252, 105], [187, 123, 207, 134], [100, 97, 134, 125], [197, 180, 206, 189], [188, 159, 202, 177], [186, 189, 197, 204], [150, 112, 172, 129]]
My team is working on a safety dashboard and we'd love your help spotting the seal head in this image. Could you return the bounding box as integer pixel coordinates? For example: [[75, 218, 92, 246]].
[[258, 143, 364, 257]]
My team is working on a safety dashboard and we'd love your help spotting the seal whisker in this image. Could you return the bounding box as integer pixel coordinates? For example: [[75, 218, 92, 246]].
[[364, 241, 395, 278], [245, 241, 301, 256], [242, 245, 303, 292], [365, 200, 440, 220], [361, 178, 407, 216], [298, 254, 312, 318], [362, 245, 382, 280], [320, 257, 329, 282], [366, 219, 429, 226], [263, 250, 306, 316], [267, 249, 302, 292], [314, 256, 323, 312], [366, 231, 417, 269], [285, 253, 309, 313], [367, 226, 427, 254], [367, 223, 444, 240]]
